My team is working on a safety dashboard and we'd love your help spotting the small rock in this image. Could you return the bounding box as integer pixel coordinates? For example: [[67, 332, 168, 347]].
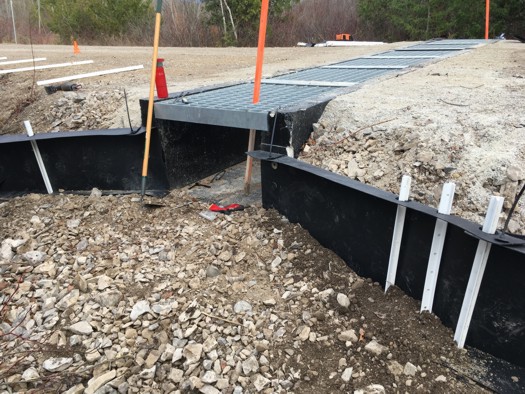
[[90, 188, 102, 198], [62, 384, 84, 394], [68, 321, 93, 335], [139, 365, 156, 380], [507, 165, 523, 182], [145, 350, 161, 368], [130, 300, 151, 321], [263, 298, 276, 306], [218, 250, 232, 262], [364, 340, 388, 356], [22, 251, 47, 265], [100, 290, 123, 308], [337, 293, 350, 308], [73, 273, 88, 292], [242, 356, 259, 375], [200, 385, 220, 394], [97, 275, 113, 290], [67, 219, 81, 229], [42, 357, 73, 372], [234, 301, 252, 314], [435, 375, 447, 382], [354, 384, 385, 394], [85, 370, 116, 394], [201, 371, 218, 384], [298, 326, 310, 341], [342, 367, 353, 383], [403, 362, 417, 376], [387, 361, 404, 376], [183, 343, 203, 364], [206, 265, 220, 278], [338, 329, 358, 343], [169, 368, 184, 383], [21, 367, 39, 381], [252, 374, 270, 391]]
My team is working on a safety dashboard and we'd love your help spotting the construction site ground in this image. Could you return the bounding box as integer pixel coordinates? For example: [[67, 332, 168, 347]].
[[0, 41, 524, 393]]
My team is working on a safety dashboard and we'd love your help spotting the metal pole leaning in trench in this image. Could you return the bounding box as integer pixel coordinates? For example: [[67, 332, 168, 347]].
[[244, 0, 270, 195], [141, 0, 163, 199]]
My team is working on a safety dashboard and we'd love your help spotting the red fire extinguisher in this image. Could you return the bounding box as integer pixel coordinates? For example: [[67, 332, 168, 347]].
[[155, 58, 169, 99]]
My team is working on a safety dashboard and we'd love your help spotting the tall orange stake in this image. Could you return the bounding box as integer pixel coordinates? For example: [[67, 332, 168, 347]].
[[485, 0, 490, 40], [244, 0, 270, 194]]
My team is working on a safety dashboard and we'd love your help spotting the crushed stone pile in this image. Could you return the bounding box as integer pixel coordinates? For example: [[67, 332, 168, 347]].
[[46, 90, 126, 132], [0, 192, 490, 393]]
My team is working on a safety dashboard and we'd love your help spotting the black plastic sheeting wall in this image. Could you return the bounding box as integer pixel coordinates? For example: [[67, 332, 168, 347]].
[[253, 151, 525, 371], [0, 129, 169, 194]]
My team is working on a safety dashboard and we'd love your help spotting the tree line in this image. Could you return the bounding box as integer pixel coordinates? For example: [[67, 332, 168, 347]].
[[0, 0, 523, 46]]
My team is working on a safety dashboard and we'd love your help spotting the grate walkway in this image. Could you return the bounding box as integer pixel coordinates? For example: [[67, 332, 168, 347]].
[[154, 39, 493, 131]]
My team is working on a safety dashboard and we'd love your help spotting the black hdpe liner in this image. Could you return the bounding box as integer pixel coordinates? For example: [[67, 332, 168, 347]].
[[0, 129, 169, 193], [255, 152, 525, 380]]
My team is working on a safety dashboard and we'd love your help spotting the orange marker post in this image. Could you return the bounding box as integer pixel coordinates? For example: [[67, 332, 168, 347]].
[[73, 40, 80, 55], [244, 0, 270, 194], [485, 0, 490, 40]]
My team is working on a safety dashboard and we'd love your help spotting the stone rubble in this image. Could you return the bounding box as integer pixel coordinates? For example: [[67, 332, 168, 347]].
[[0, 192, 492, 393], [47, 90, 125, 132]]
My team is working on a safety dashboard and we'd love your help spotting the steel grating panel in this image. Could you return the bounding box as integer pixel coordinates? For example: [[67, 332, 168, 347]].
[[261, 79, 356, 87], [398, 47, 465, 51], [340, 57, 426, 66], [271, 67, 391, 83], [154, 39, 489, 131], [322, 65, 407, 70], [426, 39, 493, 45], [154, 83, 334, 131], [386, 50, 457, 57]]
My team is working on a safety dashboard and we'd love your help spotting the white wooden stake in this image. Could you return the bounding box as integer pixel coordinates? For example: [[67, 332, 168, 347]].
[[421, 182, 456, 312], [37, 65, 144, 86], [24, 121, 53, 194], [385, 175, 412, 292], [454, 196, 504, 348], [0, 60, 93, 75], [0, 57, 46, 66]]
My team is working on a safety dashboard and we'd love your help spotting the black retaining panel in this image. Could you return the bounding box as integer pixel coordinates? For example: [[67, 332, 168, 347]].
[[0, 128, 169, 194], [252, 151, 525, 372]]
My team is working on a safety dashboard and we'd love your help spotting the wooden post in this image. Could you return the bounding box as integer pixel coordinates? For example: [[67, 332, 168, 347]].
[[243, 0, 270, 195], [244, 129, 256, 194]]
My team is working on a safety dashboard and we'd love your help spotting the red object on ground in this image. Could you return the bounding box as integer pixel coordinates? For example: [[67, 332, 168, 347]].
[[209, 204, 245, 214], [155, 58, 168, 98]]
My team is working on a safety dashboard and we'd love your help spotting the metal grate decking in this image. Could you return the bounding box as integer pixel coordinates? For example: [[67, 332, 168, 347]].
[[154, 39, 494, 131]]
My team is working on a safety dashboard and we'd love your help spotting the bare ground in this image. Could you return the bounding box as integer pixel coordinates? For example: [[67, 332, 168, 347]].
[[0, 41, 524, 393]]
